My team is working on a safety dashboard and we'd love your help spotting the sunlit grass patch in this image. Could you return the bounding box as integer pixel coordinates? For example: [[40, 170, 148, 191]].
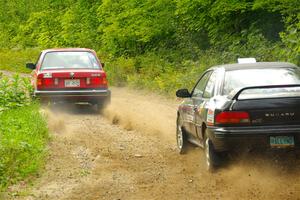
[[0, 48, 40, 73], [0, 105, 49, 190]]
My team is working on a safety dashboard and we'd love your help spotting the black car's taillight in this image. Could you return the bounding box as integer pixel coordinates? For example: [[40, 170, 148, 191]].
[[215, 111, 250, 125]]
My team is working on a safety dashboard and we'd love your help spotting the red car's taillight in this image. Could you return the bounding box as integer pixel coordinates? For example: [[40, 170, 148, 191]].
[[86, 76, 108, 87], [215, 111, 250, 125], [37, 77, 53, 89], [37, 78, 42, 86], [44, 78, 53, 86], [91, 77, 101, 85], [102, 77, 108, 85]]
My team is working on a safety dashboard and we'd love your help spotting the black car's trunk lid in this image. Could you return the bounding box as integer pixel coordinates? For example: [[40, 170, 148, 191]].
[[232, 98, 300, 125], [230, 85, 300, 126]]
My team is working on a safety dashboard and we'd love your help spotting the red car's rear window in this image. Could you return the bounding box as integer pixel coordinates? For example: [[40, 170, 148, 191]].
[[41, 51, 100, 70]]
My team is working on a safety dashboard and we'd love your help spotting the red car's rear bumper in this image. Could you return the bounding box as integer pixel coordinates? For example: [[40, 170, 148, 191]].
[[34, 89, 111, 104], [34, 89, 110, 97]]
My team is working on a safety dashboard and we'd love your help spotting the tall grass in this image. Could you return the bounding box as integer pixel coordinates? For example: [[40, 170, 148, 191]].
[[0, 105, 48, 189], [0, 48, 40, 73], [0, 73, 48, 190]]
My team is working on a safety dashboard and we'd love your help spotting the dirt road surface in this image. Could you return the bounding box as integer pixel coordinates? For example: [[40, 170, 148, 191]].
[[0, 70, 30, 78], [7, 87, 300, 200]]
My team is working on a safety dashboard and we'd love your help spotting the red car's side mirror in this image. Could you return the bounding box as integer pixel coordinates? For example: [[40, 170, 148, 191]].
[[101, 62, 105, 68], [26, 63, 36, 70]]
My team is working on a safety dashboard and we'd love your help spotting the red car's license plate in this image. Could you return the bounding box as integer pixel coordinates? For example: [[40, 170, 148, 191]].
[[65, 79, 80, 87]]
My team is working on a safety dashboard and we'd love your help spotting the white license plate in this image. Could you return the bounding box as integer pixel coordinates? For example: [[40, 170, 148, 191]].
[[65, 79, 80, 87]]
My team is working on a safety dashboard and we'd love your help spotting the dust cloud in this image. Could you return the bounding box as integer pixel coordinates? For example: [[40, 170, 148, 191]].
[[103, 87, 178, 142], [41, 108, 66, 133]]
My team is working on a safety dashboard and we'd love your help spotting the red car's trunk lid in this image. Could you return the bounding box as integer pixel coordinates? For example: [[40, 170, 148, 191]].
[[37, 69, 108, 90]]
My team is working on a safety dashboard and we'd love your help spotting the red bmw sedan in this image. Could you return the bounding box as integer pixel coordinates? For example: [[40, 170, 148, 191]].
[[26, 48, 110, 110]]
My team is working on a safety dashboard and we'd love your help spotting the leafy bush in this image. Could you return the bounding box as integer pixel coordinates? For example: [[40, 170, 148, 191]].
[[105, 51, 225, 95], [0, 104, 48, 189], [0, 74, 33, 112], [280, 13, 300, 66]]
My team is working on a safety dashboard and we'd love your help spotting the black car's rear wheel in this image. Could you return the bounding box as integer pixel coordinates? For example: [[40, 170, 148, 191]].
[[176, 116, 188, 154], [204, 132, 220, 172]]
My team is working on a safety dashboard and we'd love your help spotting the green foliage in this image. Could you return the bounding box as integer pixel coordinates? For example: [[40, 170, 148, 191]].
[[0, 48, 40, 73], [106, 51, 232, 95], [280, 13, 300, 65], [105, 57, 137, 86], [0, 104, 48, 190], [97, 0, 176, 56], [0, 74, 33, 112], [16, 11, 63, 48], [1, 0, 299, 62], [0, 72, 48, 190], [0, 0, 299, 94], [60, 0, 101, 49]]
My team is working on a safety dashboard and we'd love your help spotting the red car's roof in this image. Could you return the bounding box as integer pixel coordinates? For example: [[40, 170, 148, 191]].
[[42, 48, 95, 53]]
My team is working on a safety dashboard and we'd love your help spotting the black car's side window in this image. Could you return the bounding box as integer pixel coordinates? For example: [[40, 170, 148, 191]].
[[203, 71, 217, 98], [192, 71, 212, 98]]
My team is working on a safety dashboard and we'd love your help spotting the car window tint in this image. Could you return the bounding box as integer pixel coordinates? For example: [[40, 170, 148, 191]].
[[203, 71, 217, 98], [192, 71, 212, 98], [41, 51, 100, 70], [223, 68, 300, 96]]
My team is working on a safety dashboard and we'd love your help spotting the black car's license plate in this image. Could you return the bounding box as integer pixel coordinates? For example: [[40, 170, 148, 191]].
[[270, 136, 295, 148]]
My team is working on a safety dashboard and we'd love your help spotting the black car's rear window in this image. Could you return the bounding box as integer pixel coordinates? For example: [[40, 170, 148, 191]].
[[41, 51, 100, 70], [223, 68, 300, 98]]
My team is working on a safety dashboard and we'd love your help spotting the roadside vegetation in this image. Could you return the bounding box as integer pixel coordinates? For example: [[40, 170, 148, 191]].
[[0, 49, 39, 73], [0, 74, 48, 190], [0, 0, 299, 95]]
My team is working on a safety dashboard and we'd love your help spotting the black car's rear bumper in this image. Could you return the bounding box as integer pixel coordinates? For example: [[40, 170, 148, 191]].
[[207, 125, 300, 151]]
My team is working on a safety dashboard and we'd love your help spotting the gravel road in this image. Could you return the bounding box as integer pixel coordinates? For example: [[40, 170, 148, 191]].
[[8, 87, 300, 200]]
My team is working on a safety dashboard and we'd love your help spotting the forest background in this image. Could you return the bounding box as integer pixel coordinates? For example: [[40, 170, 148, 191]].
[[0, 0, 299, 94]]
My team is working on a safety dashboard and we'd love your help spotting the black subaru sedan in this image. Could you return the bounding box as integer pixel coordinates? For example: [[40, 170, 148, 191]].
[[176, 61, 300, 171]]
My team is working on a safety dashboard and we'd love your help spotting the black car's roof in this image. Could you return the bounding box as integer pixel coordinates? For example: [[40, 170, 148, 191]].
[[212, 62, 297, 71]]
